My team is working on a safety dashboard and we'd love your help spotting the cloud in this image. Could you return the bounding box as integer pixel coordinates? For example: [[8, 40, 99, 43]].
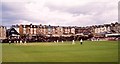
[[1, 0, 118, 27]]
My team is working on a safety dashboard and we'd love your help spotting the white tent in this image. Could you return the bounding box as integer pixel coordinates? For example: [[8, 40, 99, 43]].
[[105, 33, 120, 37]]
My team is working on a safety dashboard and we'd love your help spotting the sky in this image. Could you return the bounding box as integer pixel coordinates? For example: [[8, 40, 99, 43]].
[[1, 0, 119, 27]]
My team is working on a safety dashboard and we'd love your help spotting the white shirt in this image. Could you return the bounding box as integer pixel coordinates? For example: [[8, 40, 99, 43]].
[[80, 39, 83, 42]]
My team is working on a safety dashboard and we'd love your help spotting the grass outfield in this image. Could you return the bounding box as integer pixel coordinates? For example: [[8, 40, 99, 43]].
[[2, 41, 118, 62]]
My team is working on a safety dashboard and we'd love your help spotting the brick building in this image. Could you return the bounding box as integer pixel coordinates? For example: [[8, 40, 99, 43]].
[[0, 26, 6, 42], [10, 22, 120, 42]]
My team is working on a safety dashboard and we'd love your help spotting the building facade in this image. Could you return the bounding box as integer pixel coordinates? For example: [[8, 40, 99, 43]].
[[10, 22, 120, 42], [0, 26, 6, 42]]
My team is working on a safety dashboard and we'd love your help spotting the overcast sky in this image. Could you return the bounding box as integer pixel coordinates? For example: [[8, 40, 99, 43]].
[[1, 0, 118, 27]]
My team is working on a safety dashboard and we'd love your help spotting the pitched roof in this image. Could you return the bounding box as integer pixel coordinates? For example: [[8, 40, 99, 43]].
[[7, 28, 20, 36]]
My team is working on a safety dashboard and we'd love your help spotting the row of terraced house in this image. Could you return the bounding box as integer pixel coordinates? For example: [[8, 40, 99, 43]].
[[0, 22, 120, 43]]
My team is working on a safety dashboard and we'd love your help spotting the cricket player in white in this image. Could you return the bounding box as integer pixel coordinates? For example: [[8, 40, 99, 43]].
[[80, 39, 83, 45]]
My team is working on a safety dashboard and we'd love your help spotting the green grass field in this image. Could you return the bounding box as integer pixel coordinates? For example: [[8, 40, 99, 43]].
[[2, 41, 118, 62]]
